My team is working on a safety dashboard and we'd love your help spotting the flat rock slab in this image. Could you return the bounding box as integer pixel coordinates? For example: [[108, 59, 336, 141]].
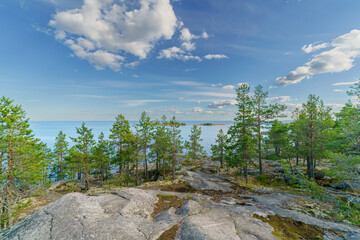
[[183, 171, 233, 192]]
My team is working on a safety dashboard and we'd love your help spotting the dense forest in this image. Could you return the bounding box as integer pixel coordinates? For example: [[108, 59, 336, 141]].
[[1, 82, 360, 229]]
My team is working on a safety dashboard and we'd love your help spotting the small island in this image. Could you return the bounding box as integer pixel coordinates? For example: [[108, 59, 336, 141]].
[[197, 123, 225, 126]]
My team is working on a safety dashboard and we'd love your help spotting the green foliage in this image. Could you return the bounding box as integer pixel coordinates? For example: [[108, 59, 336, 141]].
[[211, 129, 228, 168], [70, 122, 95, 191], [226, 84, 256, 182], [0, 97, 51, 228], [325, 153, 360, 180], [53, 131, 68, 180], [185, 125, 205, 162]]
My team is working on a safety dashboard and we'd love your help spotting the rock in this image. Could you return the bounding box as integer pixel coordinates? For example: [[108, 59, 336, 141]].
[[175, 208, 240, 240], [183, 171, 233, 192], [48, 181, 80, 193], [175, 200, 204, 216], [331, 180, 360, 192], [2, 169, 360, 240], [270, 163, 282, 167]]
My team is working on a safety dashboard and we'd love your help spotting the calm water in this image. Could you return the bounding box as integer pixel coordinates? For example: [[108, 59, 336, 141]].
[[29, 121, 233, 154]]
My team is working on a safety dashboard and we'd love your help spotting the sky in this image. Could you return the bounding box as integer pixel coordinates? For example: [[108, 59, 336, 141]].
[[1, 0, 360, 121]]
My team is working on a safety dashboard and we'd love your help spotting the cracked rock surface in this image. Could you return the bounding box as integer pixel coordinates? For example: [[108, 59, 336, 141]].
[[2, 168, 360, 240]]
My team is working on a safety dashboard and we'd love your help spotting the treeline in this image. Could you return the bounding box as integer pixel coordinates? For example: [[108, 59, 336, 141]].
[[0, 100, 205, 229], [211, 82, 360, 183], [1, 81, 360, 228]]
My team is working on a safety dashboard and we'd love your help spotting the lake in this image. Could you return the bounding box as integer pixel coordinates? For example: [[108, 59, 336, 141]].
[[29, 121, 233, 154]]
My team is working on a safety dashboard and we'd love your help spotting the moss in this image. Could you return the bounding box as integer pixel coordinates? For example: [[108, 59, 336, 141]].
[[157, 225, 179, 240], [253, 214, 325, 240], [152, 194, 186, 218], [160, 182, 196, 193]]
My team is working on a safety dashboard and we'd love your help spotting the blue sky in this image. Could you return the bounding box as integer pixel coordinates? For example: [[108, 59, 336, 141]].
[[1, 0, 360, 121]]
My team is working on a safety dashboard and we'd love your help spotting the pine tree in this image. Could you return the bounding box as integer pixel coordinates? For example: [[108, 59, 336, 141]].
[[0, 97, 50, 229], [211, 129, 228, 168], [267, 120, 288, 158], [109, 114, 132, 174], [53, 130, 68, 180], [137, 111, 153, 179], [152, 116, 171, 178], [168, 116, 182, 180], [70, 122, 95, 191], [92, 132, 111, 186], [252, 84, 286, 175], [227, 84, 256, 183], [185, 125, 205, 163]]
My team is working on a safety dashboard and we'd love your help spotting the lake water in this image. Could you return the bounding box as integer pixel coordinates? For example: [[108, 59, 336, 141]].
[[29, 121, 233, 154]]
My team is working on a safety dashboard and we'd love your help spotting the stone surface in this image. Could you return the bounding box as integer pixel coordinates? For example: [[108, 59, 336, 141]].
[[2, 168, 360, 240]]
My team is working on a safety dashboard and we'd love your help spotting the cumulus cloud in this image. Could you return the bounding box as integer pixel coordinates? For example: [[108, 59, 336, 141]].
[[208, 100, 237, 109], [50, 0, 178, 70], [302, 42, 330, 53], [158, 27, 209, 61], [333, 89, 344, 92], [276, 30, 360, 86], [204, 54, 228, 60], [157, 46, 201, 61]]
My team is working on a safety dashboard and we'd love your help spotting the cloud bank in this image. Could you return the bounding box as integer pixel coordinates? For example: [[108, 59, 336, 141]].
[[276, 29, 360, 86]]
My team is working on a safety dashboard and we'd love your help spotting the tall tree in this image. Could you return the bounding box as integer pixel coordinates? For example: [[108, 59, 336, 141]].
[[71, 122, 95, 191], [211, 129, 228, 168], [92, 132, 111, 186], [185, 125, 205, 163], [53, 130, 68, 180], [168, 116, 182, 180], [227, 84, 256, 183], [252, 84, 286, 174], [152, 116, 171, 178], [137, 111, 153, 179], [0, 97, 49, 229], [267, 120, 288, 158], [301, 95, 333, 178], [109, 114, 131, 173]]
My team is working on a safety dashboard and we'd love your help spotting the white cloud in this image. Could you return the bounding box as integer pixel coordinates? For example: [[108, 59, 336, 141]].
[[268, 96, 292, 103], [211, 83, 222, 87], [324, 103, 345, 108], [157, 46, 201, 61], [276, 30, 360, 86], [208, 100, 237, 109], [121, 99, 167, 107], [65, 39, 124, 71], [158, 26, 211, 61], [333, 89, 344, 92], [204, 54, 228, 60], [302, 42, 330, 53], [222, 85, 235, 90], [332, 81, 358, 86], [171, 81, 204, 86], [192, 107, 203, 113], [50, 0, 178, 70]]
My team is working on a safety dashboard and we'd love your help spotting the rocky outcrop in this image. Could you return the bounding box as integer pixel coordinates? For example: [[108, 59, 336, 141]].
[[2, 170, 360, 240]]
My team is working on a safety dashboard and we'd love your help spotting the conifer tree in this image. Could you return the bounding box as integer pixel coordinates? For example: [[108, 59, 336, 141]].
[[109, 114, 132, 173], [152, 116, 171, 178], [211, 129, 228, 168], [252, 84, 286, 174], [169, 116, 182, 180], [53, 130, 68, 180], [92, 132, 111, 186], [227, 84, 255, 183], [185, 125, 205, 163], [71, 122, 95, 191], [137, 111, 153, 179], [0, 97, 49, 228]]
